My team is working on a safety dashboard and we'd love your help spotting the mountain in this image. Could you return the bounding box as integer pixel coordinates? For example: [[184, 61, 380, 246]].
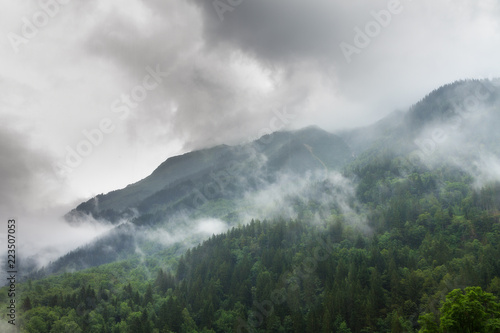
[[65, 126, 353, 225], [7, 79, 500, 333], [26, 126, 353, 277], [342, 79, 500, 164], [38, 79, 500, 277], [66, 78, 500, 227], [337, 109, 405, 155]]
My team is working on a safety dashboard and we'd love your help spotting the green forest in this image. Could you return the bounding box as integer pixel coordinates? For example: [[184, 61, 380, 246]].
[[2, 149, 500, 332]]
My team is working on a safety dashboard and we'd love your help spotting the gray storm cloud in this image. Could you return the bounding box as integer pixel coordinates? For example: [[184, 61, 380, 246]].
[[1, 0, 500, 264], [0, 124, 53, 214], [0, 123, 118, 270], [78, 0, 500, 153]]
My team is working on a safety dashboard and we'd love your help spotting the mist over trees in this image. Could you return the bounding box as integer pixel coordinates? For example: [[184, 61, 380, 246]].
[[1, 79, 500, 332]]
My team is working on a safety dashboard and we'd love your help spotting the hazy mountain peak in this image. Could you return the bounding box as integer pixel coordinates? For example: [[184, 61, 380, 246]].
[[66, 78, 500, 226], [65, 126, 352, 224], [406, 79, 500, 131]]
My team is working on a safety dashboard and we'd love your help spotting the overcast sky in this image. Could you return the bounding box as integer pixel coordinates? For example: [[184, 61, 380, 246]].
[[1, 0, 500, 225]]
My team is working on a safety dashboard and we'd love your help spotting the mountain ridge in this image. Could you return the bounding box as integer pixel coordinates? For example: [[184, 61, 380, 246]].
[[66, 78, 500, 226], [40, 78, 499, 279], [11, 78, 500, 333], [65, 126, 353, 224]]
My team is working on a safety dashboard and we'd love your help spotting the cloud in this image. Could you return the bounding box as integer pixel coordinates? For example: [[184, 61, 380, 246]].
[[1, 0, 500, 264], [189, 0, 500, 108], [145, 217, 231, 249], [195, 217, 229, 235], [75, 0, 500, 156], [0, 122, 115, 271], [20, 211, 116, 269], [0, 123, 57, 213], [471, 154, 500, 186], [408, 79, 500, 186], [188, 0, 371, 63], [237, 170, 367, 231]]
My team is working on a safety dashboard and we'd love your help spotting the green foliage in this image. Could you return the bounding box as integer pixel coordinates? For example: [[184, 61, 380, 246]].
[[419, 287, 500, 333], [2, 134, 500, 333]]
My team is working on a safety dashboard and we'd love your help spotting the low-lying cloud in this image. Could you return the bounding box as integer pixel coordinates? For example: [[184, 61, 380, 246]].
[[2, 0, 500, 225], [237, 170, 368, 230], [408, 80, 500, 187], [146, 217, 231, 248]]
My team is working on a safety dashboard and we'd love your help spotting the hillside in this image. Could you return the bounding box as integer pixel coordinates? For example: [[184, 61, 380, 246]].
[[4, 79, 500, 332], [65, 126, 352, 224], [28, 126, 353, 278], [31, 79, 500, 279], [4, 174, 500, 332]]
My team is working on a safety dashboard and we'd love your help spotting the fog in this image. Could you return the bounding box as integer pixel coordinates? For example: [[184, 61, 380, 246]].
[[25, 158, 373, 278], [146, 217, 231, 248], [2, 0, 500, 211], [0, 320, 16, 333], [19, 212, 117, 268], [17, 76, 500, 276], [408, 79, 500, 187], [237, 170, 367, 229], [2, 1, 500, 284], [0, 206, 116, 284]]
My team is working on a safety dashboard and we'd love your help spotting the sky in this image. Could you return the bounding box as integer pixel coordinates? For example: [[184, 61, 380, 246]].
[[1, 0, 500, 253]]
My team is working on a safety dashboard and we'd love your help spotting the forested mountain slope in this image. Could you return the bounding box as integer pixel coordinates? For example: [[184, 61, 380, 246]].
[[66, 126, 352, 224], [4, 178, 500, 332], [31, 126, 353, 277], [3, 79, 500, 332]]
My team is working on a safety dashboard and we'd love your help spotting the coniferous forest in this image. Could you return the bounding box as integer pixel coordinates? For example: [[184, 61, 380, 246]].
[[3, 154, 500, 332]]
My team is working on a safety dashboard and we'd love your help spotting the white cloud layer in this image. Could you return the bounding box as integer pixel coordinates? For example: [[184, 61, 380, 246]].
[[1, 0, 500, 257]]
